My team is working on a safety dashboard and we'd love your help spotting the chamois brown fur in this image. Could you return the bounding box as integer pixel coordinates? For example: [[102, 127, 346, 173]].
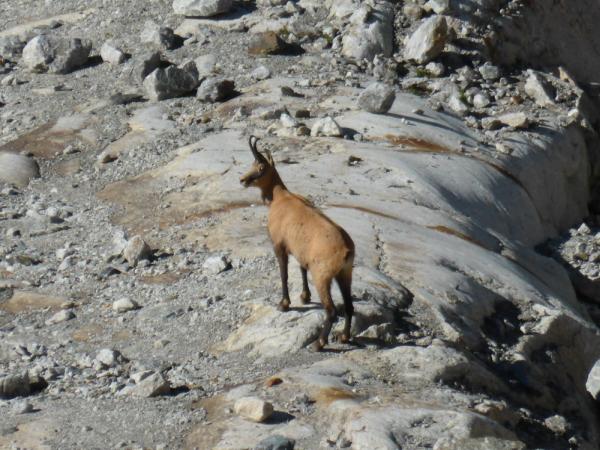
[[240, 136, 355, 351]]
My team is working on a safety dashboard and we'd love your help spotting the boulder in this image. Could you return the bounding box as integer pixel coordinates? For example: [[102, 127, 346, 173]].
[[100, 41, 126, 64], [0, 152, 40, 187], [234, 397, 274, 422], [403, 15, 448, 64], [524, 71, 556, 107], [130, 50, 163, 82], [196, 77, 235, 102], [123, 235, 152, 266], [22, 35, 91, 73], [340, 2, 394, 62], [130, 372, 171, 397], [173, 0, 233, 17], [143, 63, 200, 101], [357, 82, 396, 114], [310, 116, 342, 137], [21, 35, 53, 72], [140, 21, 178, 50], [248, 32, 286, 55]]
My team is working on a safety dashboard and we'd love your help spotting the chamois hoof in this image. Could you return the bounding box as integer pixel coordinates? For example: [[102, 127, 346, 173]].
[[299, 291, 311, 304], [277, 299, 290, 312], [309, 340, 325, 352], [340, 333, 351, 344]]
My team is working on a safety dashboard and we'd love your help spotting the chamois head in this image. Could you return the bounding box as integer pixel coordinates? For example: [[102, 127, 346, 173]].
[[240, 136, 276, 189]]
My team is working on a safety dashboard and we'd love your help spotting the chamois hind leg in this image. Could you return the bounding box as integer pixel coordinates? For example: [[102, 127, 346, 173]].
[[299, 267, 311, 304], [274, 245, 290, 312], [335, 267, 354, 344], [311, 276, 336, 352]]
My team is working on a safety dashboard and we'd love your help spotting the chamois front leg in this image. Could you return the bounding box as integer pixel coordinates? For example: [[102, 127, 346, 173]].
[[274, 245, 291, 312], [300, 267, 311, 304]]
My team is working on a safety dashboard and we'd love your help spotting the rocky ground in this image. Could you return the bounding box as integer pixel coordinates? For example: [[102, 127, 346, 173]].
[[2, 1, 600, 449]]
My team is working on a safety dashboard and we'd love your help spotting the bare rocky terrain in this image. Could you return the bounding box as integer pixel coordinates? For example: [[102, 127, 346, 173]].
[[3, 1, 600, 449]]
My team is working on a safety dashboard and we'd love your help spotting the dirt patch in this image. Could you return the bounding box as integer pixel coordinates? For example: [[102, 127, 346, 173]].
[[186, 394, 229, 450], [71, 323, 103, 342], [0, 116, 97, 159], [0, 291, 68, 314]]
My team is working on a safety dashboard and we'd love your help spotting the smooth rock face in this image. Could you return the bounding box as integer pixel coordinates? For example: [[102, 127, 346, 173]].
[[433, 436, 526, 450], [0, 152, 40, 187], [173, 0, 233, 17], [143, 64, 200, 101], [358, 82, 396, 114], [403, 15, 448, 64], [196, 77, 235, 102], [234, 397, 274, 422]]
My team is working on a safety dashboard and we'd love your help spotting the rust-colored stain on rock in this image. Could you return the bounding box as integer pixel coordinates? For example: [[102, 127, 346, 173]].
[[384, 134, 451, 153], [313, 387, 358, 406], [427, 225, 485, 248]]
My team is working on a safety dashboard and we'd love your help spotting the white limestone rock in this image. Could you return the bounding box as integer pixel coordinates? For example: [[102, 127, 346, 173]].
[[173, 0, 233, 17], [100, 41, 126, 64], [234, 397, 274, 422], [0, 152, 40, 187], [403, 15, 448, 64], [311, 116, 343, 137]]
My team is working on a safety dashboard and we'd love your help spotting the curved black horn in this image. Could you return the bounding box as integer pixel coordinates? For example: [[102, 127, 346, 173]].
[[248, 135, 265, 161]]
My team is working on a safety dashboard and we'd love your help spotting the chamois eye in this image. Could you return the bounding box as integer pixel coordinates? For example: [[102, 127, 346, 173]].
[[259, 164, 265, 171]]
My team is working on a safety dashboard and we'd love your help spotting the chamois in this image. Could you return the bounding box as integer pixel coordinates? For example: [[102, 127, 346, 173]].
[[240, 136, 355, 351]]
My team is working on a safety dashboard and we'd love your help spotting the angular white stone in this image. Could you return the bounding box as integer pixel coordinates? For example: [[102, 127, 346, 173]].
[[234, 396, 274, 422]]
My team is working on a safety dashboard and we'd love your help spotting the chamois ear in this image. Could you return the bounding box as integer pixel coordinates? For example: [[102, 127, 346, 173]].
[[264, 149, 274, 166]]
